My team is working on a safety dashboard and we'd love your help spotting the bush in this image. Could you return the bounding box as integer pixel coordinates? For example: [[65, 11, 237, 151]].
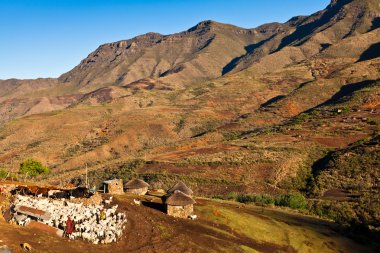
[[368, 118, 380, 125], [227, 192, 239, 200], [20, 159, 50, 177], [275, 193, 307, 209], [0, 167, 18, 180], [292, 113, 312, 124], [0, 168, 8, 179], [235, 194, 275, 205], [236, 194, 255, 203], [218, 192, 308, 210]]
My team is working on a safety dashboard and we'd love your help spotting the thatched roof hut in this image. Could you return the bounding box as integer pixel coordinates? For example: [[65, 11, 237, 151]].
[[167, 181, 193, 196], [164, 190, 195, 218], [125, 179, 149, 189], [165, 190, 196, 206], [125, 179, 150, 195]]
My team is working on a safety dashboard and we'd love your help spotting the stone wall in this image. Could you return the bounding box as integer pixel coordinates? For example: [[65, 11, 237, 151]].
[[70, 192, 103, 206], [105, 180, 124, 194], [167, 204, 193, 218]]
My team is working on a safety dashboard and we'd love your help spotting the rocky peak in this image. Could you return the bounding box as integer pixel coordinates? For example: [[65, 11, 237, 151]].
[[286, 16, 308, 27], [187, 20, 238, 32], [196, 20, 216, 28], [328, 0, 352, 7]]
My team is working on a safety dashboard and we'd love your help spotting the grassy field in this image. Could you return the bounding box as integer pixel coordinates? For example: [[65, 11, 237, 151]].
[[195, 199, 375, 252]]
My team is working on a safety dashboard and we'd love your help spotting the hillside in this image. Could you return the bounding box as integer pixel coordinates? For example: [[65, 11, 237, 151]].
[[0, 0, 379, 123], [0, 0, 378, 184], [0, 194, 376, 253], [308, 135, 380, 230], [0, 0, 379, 242]]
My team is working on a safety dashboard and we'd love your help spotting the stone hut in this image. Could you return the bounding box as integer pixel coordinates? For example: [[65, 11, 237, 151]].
[[103, 179, 124, 194], [164, 190, 195, 218], [167, 181, 193, 196], [124, 179, 149, 195]]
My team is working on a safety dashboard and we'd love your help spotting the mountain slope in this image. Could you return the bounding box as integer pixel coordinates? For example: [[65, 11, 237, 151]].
[[229, 0, 380, 74], [0, 21, 288, 124], [1, 0, 379, 125], [0, 0, 378, 202], [58, 21, 287, 92]]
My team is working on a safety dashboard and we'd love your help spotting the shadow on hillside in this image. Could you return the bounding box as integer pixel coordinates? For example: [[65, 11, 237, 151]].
[[310, 151, 334, 178], [290, 79, 378, 118], [357, 42, 380, 62], [221, 35, 276, 75], [319, 79, 378, 106], [370, 17, 380, 31], [276, 0, 352, 50], [142, 201, 166, 213], [260, 95, 286, 108]]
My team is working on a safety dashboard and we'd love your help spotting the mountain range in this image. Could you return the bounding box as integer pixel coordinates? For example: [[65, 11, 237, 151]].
[[0, 0, 379, 229]]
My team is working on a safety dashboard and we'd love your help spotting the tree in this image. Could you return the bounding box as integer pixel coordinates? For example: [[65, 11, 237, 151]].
[[20, 159, 50, 177]]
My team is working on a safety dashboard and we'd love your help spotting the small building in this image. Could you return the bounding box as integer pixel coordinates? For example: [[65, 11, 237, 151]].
[[124, 179, 150, 195], [164, 190, 195, 218], [167, 181, 193, 196], [103, 179, 124, 194]]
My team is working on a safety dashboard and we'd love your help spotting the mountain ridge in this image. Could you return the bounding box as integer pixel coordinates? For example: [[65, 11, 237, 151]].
[[0, 0, 379, 126], [0, 0, 378, 178]]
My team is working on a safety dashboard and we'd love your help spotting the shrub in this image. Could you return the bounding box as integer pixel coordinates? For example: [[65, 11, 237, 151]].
[[219, 192, 307, 210], [368, 118, 380, 125], [292, 113, 312, 124], [227, 192, 239, 200], [235, 194, 275, 205], [0, 167, 18, 180], [236, 194, 254, 203], [275, 193, 307, 209], [261, 195, 276, 205], [0, 168, 8, 179], [20, 159, 50, 177], [341, 106, 351, 113]]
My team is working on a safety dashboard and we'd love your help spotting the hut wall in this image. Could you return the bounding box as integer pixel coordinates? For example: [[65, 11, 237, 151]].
[[105, 180, 124, 194], [125, 187, 148, 195], [167, 204, 193, 218]]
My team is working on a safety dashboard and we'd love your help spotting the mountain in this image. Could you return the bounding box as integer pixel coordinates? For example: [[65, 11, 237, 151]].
[[1, 0, 379, 123], [58, 21, 286, 91], [229, 0, 380, 74], [0, 1, 379, 233], [0, 21, 286, 124]]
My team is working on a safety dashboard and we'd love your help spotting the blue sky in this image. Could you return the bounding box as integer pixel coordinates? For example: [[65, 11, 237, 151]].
[[0, 0, 330, 80]]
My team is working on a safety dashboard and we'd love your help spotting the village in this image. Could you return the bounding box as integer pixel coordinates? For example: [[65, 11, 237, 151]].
[[0, 177, 197, 250]]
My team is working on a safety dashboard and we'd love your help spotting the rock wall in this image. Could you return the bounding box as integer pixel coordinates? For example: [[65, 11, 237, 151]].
[[105, 180, 124, 194], [167, 204, 193, 219]]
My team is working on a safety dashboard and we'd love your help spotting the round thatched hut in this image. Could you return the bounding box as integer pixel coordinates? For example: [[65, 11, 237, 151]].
[[124, 179, 150, 195], [164, 190, 196, 218], [167, 181, 193, 196]]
